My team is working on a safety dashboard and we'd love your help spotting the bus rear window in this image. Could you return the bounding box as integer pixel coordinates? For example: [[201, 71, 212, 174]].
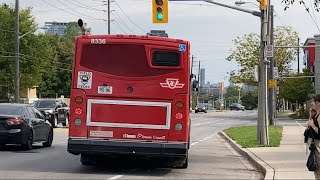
[[152, 51, 180, 67], [80, 44, 178, 77]]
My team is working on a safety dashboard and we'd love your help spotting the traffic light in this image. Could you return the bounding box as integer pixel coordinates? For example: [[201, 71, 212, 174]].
[[152, 0, 168, 23], [237, 86, 241, 91], [256, 0, 268, 10]]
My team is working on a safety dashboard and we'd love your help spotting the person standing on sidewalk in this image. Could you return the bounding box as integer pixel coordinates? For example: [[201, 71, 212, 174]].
[[308, 94, 320, 179]]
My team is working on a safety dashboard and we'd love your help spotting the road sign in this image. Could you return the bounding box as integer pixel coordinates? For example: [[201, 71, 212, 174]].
[[268, 79, 277, 88], [265, 44, 274, 58], [273, 67, 278, 79]]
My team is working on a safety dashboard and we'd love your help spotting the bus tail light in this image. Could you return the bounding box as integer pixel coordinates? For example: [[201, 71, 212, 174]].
[[175, 113, 183, 120], [175, 101, 184, 109], [75, 96, 83, 104], [175, 123, 183, 131], [75, 108, 83, 115], [74, 118, 82, 126]]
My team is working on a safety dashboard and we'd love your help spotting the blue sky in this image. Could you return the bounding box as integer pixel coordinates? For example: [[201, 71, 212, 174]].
[[2, 0, 320, 86]]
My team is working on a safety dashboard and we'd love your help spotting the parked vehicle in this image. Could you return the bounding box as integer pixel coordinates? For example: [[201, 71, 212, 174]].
[[0, 103, 53, 150], [32, 99, 69, 128], [195, 104, 208, 113], [229, 103, 245, 111]]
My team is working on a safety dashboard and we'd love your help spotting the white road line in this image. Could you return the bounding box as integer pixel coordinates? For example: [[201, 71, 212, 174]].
[[108, 175, 124, 180], [296, 121, 303, 127], [194, 122, 211, 126], [190, 134, 215, 146]]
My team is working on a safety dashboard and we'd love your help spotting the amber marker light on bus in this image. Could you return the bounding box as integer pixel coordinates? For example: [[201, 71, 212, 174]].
[[175, 101, 184, 109], [75, 96, 83, 104]]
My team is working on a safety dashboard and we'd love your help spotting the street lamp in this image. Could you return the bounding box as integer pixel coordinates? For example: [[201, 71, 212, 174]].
[[235, 1, 259, 8]]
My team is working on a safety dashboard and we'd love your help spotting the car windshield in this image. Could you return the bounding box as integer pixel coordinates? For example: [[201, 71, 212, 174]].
[[197, 104, 205, 108], [33, 100, 55, 108], [0, 105, 23, 115]]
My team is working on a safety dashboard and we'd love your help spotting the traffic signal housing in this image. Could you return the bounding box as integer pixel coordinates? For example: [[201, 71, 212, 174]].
[[152, 0, 168, 23], [257, 0, 268, 10]]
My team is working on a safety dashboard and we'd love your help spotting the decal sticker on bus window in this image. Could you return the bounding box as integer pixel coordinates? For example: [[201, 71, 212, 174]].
[[98, 86, 112, 94], [160, 78, 185, 89], [77, 71, 92, 89], [90, 130, 113, 138]]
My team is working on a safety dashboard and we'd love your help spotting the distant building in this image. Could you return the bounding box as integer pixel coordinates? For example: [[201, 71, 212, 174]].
[[44, 22, 69, 36], [200, 68, 205, 87]]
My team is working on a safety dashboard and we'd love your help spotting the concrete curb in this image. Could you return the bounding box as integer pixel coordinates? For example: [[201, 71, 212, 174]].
[[218, 131, 275, 180]]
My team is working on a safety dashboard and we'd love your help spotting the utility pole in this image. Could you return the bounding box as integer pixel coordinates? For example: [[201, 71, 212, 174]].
[[190, 55, 196, 110], [14, 0, 19, 103], [257, 2, 269, 145], [108, 0, 111, 34], [197, 61, 200, 104], [298, 37, 300, 73], [268, 5, 275, 125]]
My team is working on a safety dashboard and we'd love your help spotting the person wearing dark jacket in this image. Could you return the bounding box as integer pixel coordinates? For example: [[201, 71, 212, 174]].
[[307, 94, 320, 179]]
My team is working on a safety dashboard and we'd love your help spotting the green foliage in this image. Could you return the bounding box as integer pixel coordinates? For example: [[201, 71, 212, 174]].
[[0, 5, 54, 99], [280, 68, 314, 105], [224, 125, 283, 148], [241, 91, 258, 110], [227, 26, 299, 85], [0, 5, 92, 99]]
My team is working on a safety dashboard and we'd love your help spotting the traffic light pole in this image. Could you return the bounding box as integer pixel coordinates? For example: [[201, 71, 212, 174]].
[[167, 0, 268, 145], [258, 7, 269, 145]]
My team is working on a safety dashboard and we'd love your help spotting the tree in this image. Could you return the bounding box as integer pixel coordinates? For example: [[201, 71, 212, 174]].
[[0, 4, 53, 100], [37, 22, 91, 98], [282, 0, 320, 12], [280, 68, 314, 112], [241, 91, 258, 110], [226, 26, 299, 85]]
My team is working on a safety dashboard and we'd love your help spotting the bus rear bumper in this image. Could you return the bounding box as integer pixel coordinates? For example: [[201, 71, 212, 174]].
[[67, 138, 188, 157]]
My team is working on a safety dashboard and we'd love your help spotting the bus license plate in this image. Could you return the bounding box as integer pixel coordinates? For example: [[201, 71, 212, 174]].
[[98, 86, 112, 94]]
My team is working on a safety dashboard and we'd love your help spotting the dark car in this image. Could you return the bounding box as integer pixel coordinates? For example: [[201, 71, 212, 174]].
[[195, 104, 207, 113], [229, 103, 245, 111], [0, 103, 53, 150], [32, 99, 69, 128]]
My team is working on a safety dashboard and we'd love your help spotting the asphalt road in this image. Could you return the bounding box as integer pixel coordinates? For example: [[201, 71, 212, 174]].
[[0, 110, 264, 179]]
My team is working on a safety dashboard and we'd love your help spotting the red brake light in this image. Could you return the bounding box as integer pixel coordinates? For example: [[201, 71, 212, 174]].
[[75, 108, 83, 115], [6, 119, 24, 125], [176, 113, 183, 120]]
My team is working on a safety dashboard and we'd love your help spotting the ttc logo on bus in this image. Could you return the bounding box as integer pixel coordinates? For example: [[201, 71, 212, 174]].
[[160, 78, 185, 89]]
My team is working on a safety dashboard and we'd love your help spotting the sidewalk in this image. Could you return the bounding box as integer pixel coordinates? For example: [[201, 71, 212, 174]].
[[220, 115, 316, 179]]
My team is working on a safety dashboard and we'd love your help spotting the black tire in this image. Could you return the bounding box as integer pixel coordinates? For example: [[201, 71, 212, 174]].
[[62, 115, 69, 127], [43, 128, 53, 147], [81, 154, 94, 166], [22, 131, 33, 150], [0, 144, 5, 150], [52, 115, 58, 128], [176, 152, 188, 169]]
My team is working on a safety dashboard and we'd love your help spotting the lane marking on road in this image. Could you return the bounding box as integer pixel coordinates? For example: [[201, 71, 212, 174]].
[[190, 133, 215, 146], [296, 121, 303, 127], [194, 122, 211, 126], [108, 175, 124, 180]]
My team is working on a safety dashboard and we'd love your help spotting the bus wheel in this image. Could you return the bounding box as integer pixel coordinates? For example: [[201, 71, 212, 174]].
[[81, 154, 94, 166], [175, 152, 188, 169]]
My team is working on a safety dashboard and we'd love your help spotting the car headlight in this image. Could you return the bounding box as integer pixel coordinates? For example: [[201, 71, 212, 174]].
[[45, 109, 54, 114]]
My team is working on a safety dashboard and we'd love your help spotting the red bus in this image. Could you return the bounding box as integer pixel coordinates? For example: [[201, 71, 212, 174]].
[[67, 32, 191, 168]]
